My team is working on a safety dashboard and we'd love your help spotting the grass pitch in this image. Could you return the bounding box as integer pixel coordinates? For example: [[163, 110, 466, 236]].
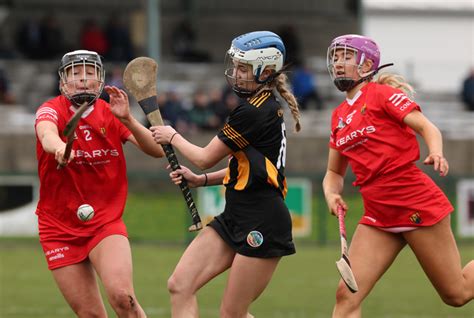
[[1, 191, 473, 317], [0, 242, 473, 317]]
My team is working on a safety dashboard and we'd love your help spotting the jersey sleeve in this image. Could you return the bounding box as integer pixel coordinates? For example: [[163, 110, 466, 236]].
[[117, 119, 132, 143], [35, 102, 60, 127], [111, 113, 132, 143], [379, 85, 421, 122], [328, 108, 341, 149], [217, 105, 259, 152]]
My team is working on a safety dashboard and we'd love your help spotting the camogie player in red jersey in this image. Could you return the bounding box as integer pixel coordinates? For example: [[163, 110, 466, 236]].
[[323, 34, 474, 317], [35, 50, 164, 317]]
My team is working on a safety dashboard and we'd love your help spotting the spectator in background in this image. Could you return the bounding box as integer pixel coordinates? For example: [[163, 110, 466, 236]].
[[461, 68, 474, 111], [346, 0, 360, 17], [207, 88, 226, 124], [80, 19, 108, 56], [0, 68, 15, 104], [15, 15, 64, 60], [0, 34, 16, 59], [15, 18, 42, 59], [99, 65, 124, 102], [277, 24, 302, 66], [291, 60, 324, 110], [39, 14, 64, 59], [171, 19, 211, 62], [105, 15, 133, 62], [159, 90, 189, 133], [213, 87, 240, 124], [187, 89, 220, 131]]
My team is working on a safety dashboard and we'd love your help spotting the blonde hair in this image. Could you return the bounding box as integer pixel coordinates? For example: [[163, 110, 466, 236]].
[[266, 73, 301, 132], [375, 73, 415, 97]]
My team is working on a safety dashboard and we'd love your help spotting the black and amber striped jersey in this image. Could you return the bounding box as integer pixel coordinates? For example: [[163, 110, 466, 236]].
[[218, 90, 288, 197]]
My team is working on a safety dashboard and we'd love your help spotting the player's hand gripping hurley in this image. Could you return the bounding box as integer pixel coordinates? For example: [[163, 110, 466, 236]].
[[57, 101, 89, 169], [336, 205, 359, 293], [123, 57, 203, 232]]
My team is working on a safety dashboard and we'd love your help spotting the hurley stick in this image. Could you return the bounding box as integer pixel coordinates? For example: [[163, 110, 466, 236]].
[[57, 101, 89, 169], [123, 57, 203, 232], [335, 205, 359, 293]]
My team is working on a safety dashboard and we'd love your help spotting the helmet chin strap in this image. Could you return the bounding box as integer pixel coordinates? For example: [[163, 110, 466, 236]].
[[334, 63, 394, 92], [70, 92, 97, 107], [233, 70, 284, 97], [231, 86, 254, 98]]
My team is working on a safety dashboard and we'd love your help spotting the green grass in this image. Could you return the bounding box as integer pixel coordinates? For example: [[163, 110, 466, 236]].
[[0, 242, 473, 317], [1, 190, 473, 317]]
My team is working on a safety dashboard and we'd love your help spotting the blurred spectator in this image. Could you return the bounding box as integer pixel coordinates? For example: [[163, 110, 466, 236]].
[[15, 15, 63, 59], [291, 61, 323, 110], [100, 65, 124, 102], [15, 18, 42, 59], [220, 91, 240, 122], [210, 87, 240, 124], [80, 19, 108, 56], [208, 88, 226, 124], [159, 90, 189, 133], [0, 68, 15, 104], [105, 15, 133, 62], [346, 0, 360, 18], [461, 68, 474, 111], [171, 19, 211, 62], [277, 25, 301, 66], [39, 14, 64, 59], [0, 34, 16, 59], [187, 89, 220, 131]]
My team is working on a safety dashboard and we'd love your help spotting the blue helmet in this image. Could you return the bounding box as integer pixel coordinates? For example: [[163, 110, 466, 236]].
[[225, 31, 286, 97], [228, 31, 285, 79]]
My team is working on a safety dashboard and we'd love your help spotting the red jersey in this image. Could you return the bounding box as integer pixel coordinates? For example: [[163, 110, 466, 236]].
[[35, 96, 131, 238], [329, 82, 453, 228], [329, 82, 421, 186]]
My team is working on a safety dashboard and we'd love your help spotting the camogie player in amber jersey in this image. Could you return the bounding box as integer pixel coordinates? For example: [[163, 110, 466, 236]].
[[35, 50, 163, 317], [323, 35, 474, 317], [151, 31, 301, 317]]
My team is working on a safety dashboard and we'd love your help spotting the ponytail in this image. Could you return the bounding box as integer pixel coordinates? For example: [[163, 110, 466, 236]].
[[376, 73, 415, 97], [270, 73, 301, 132]]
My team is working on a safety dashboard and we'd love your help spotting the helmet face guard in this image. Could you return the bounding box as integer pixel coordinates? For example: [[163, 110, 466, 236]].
[[225, 31, 285, 97], [327, 34, 380, 92], [58, 50, 105, 107]]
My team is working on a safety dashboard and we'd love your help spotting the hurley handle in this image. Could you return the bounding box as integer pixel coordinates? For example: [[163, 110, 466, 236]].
[[123, 57, 202, 232]]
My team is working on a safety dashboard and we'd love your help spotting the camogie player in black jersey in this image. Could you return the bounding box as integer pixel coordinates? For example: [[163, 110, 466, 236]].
[[151, 31, 301, 317]]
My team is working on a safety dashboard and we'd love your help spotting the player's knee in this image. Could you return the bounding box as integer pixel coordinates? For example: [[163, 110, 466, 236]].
[[109, 289, 138, 312], [219, 302, 247, 318], [335, 281, 360, 309], [167, 272, 190, 296], [74, 306, 105, 318], [440, 293, 468, 307], [68, 297, 105, 317]]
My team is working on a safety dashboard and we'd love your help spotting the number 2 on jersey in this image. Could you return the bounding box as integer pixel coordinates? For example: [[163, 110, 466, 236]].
[[84, 129, 92, 141]]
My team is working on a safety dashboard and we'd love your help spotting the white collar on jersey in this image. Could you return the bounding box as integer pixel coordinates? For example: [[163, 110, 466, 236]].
[[346, 90, 363, 106], [69, 105, 95, 118]]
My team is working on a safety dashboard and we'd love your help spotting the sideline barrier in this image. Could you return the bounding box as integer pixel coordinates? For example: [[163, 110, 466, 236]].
[[0, 175, 38, 236]]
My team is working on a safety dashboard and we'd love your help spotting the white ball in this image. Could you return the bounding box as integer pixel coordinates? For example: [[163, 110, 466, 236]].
[[77, 204, 94, 222]]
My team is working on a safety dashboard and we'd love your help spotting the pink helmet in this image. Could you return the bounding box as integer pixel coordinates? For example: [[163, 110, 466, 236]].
[[327, 34, 381, 91], [328, 34, 380, 71]]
